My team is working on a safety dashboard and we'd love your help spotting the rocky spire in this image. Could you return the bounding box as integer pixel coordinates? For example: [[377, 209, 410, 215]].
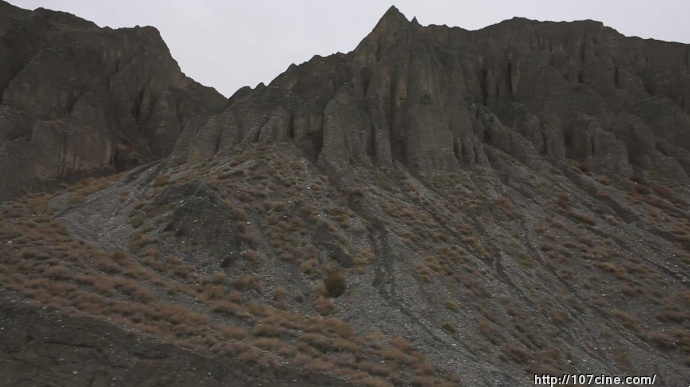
[[354, 5, 411, 63]]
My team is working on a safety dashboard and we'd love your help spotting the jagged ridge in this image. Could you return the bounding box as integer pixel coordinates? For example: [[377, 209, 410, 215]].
[[179, 6, 690, 187]]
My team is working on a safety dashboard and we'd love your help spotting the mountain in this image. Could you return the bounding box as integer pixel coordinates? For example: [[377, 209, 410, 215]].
[[0, 1, 225, 201], [2, 4, 690, 386]]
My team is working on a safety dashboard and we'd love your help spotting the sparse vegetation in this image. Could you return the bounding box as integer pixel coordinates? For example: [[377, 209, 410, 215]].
[[2, 138, 690, 385]]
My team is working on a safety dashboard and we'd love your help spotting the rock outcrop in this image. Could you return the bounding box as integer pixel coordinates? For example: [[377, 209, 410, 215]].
[[0, 1, 225, 201], [177, 6, 690, 185]]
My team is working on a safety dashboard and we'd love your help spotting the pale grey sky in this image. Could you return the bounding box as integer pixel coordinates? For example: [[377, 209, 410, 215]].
[[8, 1, 690, 97]]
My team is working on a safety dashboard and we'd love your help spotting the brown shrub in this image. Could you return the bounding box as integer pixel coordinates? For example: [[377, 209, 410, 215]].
[[357, 361, 392, 377], [648, 332, 675, 351], [567, 210, 596, 225], [499, 343, 531, 364], [656, 309, 687, 323], [331, 338, 360, 352], [596, 188, 610, 198], [595, 175, 610, 185], [551, 311, 570, 326], [43, 265, 70, 279], [632, 183, 651, 195], [477, 317, 499, 344], [612, 309, 641, 334], [415, 264, 433, 283], [200, 284, 225, 301], [314, 296, 335, 316], [305, 356, 336, 373], [232, 274, 265, 293], [556, 194, 570, 209], [211, 300, 248, 318], [621, 283, 641, 297], [124, 283, 156, 302], [640, 196, 664, 207], [391, 336, 415, 352], [253, 322, 285, 337], [237, 346, 263, 363]]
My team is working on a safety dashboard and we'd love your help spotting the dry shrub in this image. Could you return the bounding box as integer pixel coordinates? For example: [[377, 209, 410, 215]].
[[129, 285, 156, 302], [211, 300, 248, 318], [632, 183, 651, 195], [200, 284, 225, 301], [228, 289, 246, 304], [477, 317, 499, 344], [414, 362, 436, 376], [332, 338, 360, 352], [415, 264, 433, 283], [273, 285, 287, 301], [379, 348, 415, 365], [300, 332, 333, 352], [656, 309, 687, 323], [640, 196, 665, 207], [392, 336, 414, 351], [321, 317, 354, 338], [250, 337, 281, 352], [621, 283, 641, 297], [288, 350, 315, 367], [499, 343, 530, 364], [215, 324, 248, 339], [273, 285, 288, 309], [211, 271, 226, 284], [648, 332, 675, 351], [597, 262, 627, 279], [595, 175, 610, 185], [43, 265, 70, 279], [92, 276, 117, 296], [566, 209, 596, 225], [556, 194, 569, 209], [237, 346, 263, 363], [308, 357, 335, 372], [357, 361, 392, 377], [232, 274, 265, 293], [551, 311, 570, 326], [612, 309, 641, 334], [236, 300, 265, 317], [596, 188, 610, 198], [653, 186, 689, 208], [253, 321, 285, 337], [314, 296, 335, 316]]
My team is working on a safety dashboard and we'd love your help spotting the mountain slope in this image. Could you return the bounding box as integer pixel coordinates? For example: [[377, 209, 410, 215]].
[[2, 5, 690, 387]]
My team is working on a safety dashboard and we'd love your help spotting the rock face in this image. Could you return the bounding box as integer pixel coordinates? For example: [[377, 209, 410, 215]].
[[0, 1, 225, 201], [178, 6, 690, 185]]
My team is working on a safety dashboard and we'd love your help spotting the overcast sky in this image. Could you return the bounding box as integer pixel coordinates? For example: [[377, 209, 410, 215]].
[[8, 1, 690, 97]]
